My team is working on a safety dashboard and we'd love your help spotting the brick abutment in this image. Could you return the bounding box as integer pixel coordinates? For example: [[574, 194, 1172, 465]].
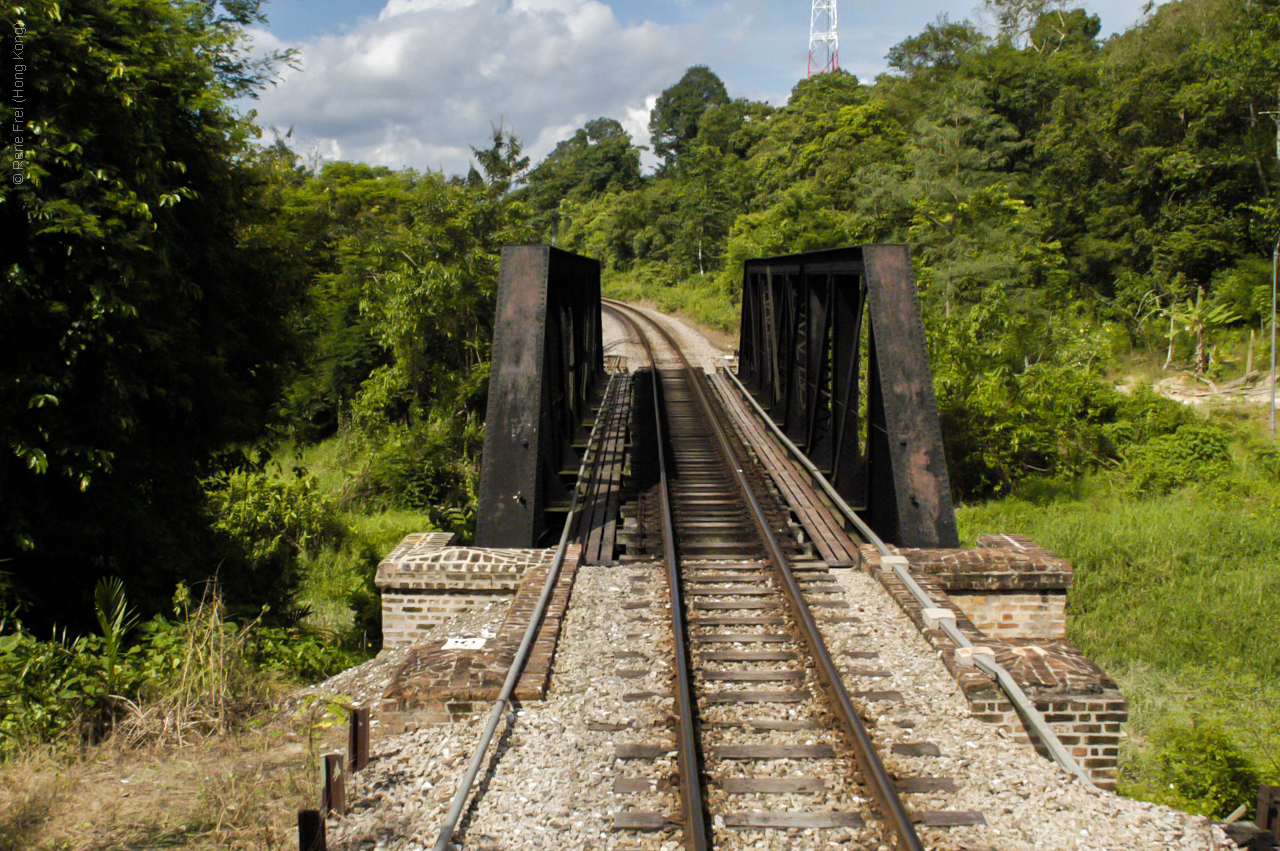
[[861, 533, 1125, 789]]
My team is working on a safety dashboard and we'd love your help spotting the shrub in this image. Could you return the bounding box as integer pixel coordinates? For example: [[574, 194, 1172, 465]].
[[1146, 720, 1260, 818], [250, 627, 366, 682], [1123, 424, 1233, 496], [354, 417, 481, 538], [939, 363, 1125, 495], [1247, 440, 1280, 480], [0, 630, 114, 749], [205, 470, 349, 612], [1106, 385, 1196, 446]]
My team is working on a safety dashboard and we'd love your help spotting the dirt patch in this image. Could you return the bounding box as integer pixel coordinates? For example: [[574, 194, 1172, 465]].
[[603, 300, 736, 373], [611, 298, 738, 355], [0, 707, 345, 851], [1143, 371, 1278, 408]]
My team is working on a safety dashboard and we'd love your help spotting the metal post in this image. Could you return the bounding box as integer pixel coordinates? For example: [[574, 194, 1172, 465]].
[[1271, 232, 1277, 442], [347, 706, 370, 773], [321, 753, 346, 817], [298, 809, 326, 851], [1262, 111, 1280, 442]]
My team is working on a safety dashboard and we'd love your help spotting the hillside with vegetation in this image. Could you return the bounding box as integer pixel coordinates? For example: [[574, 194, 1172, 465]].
[[1, 0, 1278, 842]]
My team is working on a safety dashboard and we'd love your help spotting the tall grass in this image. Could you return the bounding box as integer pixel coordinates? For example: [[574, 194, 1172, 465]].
[[958, 470, 1280, 808], [118, 584, 269, 746], [958, 478, 1280, 680], [604, 268, 740, 333]]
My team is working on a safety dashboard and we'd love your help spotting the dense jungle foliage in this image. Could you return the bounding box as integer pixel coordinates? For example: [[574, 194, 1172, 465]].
[[522, 0, 1280, 499], [2, 0, 1279, 818]]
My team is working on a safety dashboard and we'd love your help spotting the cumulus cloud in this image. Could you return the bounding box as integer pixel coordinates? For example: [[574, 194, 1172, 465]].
[[252, 0, 703, 174]]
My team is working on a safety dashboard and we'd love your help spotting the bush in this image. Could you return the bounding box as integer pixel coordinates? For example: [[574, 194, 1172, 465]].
[[250, 627, 367, 682], [353, 417, 481, 538], [1123, 424, 1233, 496], [0, 630, 115, 748], [0, 578, 369, 755], [1107, 385, 1196, 446], [1141, 720, 1260, 818], [939, 363, 1125, 495], [1248, 440, 1280, 480], [205, 470, 350, 612]]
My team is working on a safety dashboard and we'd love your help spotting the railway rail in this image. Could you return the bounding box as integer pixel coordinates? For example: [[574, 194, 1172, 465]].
[[602, 299, 925, 851]]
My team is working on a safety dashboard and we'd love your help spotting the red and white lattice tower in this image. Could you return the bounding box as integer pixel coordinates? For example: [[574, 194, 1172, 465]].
[[807, 0, 839, 76]]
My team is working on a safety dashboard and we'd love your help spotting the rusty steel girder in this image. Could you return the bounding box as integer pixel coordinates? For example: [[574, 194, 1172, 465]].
[[475, 246, 604, 547], [737, 245, 958, 548]]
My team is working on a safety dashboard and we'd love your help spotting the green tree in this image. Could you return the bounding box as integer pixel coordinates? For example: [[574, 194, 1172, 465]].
[[0, 0, 302, 628], [887, 15, 989, 77], [467, 124, 530, 195], [983, 0, 1075, 47], [1164, 287, 1242, 376], [519, 117, 642, 240], [648, 65, 730, 170], [1036, 0, 1280, 306], [1026, 7, 1100, 55], [277, 160, 419, 438]]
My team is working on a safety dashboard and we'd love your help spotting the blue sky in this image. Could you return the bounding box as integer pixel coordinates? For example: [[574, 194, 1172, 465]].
[[248, 0, 1163, 174]]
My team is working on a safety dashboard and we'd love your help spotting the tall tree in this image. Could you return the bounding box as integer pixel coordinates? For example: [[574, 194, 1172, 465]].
[[519, 117, 642, 240], [887, 15, 989, 77], [0, 0, 301, 627], [648, 65, 730, 170]]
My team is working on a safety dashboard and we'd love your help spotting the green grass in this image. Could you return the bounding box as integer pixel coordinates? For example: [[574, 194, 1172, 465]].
[[603, 268, 740, 333], [347, 508, 438, 556], [959, 478, 1280, 679], [269, 435, 365, 505], [957, 464, 1280, 808]]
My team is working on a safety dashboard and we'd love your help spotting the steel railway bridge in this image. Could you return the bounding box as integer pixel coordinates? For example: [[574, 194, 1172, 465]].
[[293, 244, 1252, 851]]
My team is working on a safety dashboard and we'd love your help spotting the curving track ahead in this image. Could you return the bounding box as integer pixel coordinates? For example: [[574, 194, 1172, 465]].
[[602, 299, 925, 851]]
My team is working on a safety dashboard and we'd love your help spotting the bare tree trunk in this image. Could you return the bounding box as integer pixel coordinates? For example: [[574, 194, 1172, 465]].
[[1195, 323, 1207, 376], [1164, 310, 1175, 370], [1247, 328, 1256, 375]]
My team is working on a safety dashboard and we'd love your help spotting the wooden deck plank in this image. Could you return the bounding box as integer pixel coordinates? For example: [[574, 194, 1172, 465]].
[[709, 375, 862, 566], [701, 670, 805, 682], [723, 811, 864, 829], [713, 744, 836, 759]]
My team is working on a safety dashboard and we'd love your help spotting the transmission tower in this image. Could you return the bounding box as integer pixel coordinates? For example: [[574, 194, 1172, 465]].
[[808, 0, 839, 76]]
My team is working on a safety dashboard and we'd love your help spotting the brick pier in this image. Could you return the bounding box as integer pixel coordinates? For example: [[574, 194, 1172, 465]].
[[862, 534, 1126, 789], [375, 534, 583, 730]]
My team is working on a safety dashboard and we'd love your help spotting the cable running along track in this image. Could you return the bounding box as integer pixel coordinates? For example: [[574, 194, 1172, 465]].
[[602, 300, 925, 851]]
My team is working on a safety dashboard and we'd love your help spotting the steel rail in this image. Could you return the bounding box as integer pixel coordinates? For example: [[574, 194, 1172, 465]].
[[605, 299, 925, 851], [722, 364, 1099, 789], [602, 303, 711, 851], [431, 373, 620, 851]]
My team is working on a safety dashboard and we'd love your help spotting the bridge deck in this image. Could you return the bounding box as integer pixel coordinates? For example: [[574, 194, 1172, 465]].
[[579, 373, 631, 565], [708, 372, 861, 568]]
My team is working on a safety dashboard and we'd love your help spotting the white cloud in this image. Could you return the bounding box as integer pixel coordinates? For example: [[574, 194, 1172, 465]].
[[621, 94, 659, 171], [380, 0, 479, 19], [253, 0, 699, 175]]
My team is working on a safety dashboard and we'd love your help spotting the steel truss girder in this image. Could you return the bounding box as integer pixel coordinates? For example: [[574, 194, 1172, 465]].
[[476, 245, 604, 547], [738, 245, 958, 548]]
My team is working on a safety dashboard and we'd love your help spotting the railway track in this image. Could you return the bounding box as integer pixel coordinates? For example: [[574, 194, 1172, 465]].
[[325, 298, 1230, 851], [602, 299, 925, 851]]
